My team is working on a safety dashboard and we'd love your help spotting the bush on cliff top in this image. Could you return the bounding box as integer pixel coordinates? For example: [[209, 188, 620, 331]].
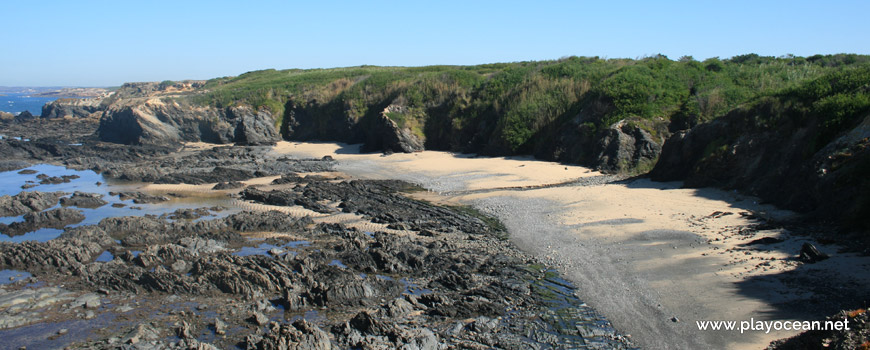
[[187, 54, 868, 159]]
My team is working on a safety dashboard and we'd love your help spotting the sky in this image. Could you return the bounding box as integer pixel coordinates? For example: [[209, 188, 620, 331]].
[[2, 0, 868, 86]]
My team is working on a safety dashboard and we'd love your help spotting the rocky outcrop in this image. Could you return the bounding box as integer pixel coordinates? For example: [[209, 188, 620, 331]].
[[15, 111, 35, 121], [98, 99, 279, 146], [59, 192, 108, 209], [283, 101, 361, 143], [593, 119, 663, 173], [652, 108, 870, 226], [284, 102, 424, 154], [360, 105, 425, 153], [0, 191, 67, 217], [41, 97, 106, 119], [0, 207, 86, 236], [229, 106, 281, 145]]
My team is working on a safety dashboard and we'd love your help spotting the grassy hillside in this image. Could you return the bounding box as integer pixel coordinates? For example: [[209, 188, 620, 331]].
[[186, 53, 869, 159]]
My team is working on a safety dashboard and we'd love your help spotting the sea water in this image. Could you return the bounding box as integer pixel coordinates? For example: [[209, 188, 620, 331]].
[[0, 164, 241, 243], [0, 92, 59, 115]]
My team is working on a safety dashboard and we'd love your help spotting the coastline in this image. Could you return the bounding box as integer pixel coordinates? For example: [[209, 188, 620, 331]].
[[276, 141, 870, 349]]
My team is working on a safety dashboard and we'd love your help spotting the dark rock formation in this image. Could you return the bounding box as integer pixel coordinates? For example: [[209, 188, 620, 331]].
[[0, 207, 85, 236], [360, 105, 425, 154], [15, 111, 35, 121], [60, 192, 108, 209], [799, 243, 830, 263], [37, 173, 80, 184], [0, 191, 67, 217], [110, 191, 169, 204], [282, 101, 361, 144], [212, 181, 245, 190], [247, 320, 333, 350], [41, 98, 105, 119], [593, 119, 663, 173], [229, 106, 280, 146], [98, 98, 279, 146], [651, 108, 870, 226]]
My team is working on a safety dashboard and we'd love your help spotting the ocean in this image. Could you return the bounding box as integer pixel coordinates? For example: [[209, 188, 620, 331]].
[[0, 92, 59, 116]]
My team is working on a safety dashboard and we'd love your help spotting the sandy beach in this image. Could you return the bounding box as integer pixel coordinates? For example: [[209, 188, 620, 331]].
[[265, 141, 870, 349]]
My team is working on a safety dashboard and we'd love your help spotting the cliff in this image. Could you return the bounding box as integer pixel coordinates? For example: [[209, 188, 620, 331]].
[[652, 66, 870, 228], [98, 100, 279, 146], [93, 81, 279, 146], [89, 55, 869, 228], [41, 97, 107, 119]]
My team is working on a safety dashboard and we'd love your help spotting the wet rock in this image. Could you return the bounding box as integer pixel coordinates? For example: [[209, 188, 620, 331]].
[[0, 191, 67, 216], [213, 317, 227, 335], [162, 207, 213, 220], [248, 320, 332, 350], [271, 173, 304, 185], [0, 207, 86, 236], [70, 293, 101, 309], [0, 160, 31, 172], [0, 226, 109, 273], [171, 260, 188, 273], [799, 243, 830, 263], [59, 191, 108, 209], [0, 287, 76, 329], [349, 311, 386, 335], [110, 191, 170, 204], [177, 321, 195, 339], [212, 181, 245, 190], [469, 316, 501, 333], [36, 173, 80, 185], [17, 169, 38, 175], [124, 323, 161, 344], [385, 298, 416, 318], [248, 312, 269, 326]]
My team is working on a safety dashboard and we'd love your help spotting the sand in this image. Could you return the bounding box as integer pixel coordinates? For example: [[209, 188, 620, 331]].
[[128, 141, 870, 349], [263, 141, 870, 350]]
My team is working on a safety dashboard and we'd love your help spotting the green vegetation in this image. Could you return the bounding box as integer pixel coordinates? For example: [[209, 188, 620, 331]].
[[181, 53, 869, 161]]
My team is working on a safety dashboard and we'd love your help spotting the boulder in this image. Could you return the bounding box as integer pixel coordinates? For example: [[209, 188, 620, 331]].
[[799, 243, 830, 263]]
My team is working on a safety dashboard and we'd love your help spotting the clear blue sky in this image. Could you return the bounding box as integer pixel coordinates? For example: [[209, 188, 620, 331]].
[[3, 0, 868, 86]]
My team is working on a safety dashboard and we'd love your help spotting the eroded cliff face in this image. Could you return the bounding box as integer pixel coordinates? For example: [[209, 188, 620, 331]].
[[652, 109, 870, 226], [283, 101, 425, 154], [41, 97, 107, 119], [95, 82, 279, 146], [99, 99, 279, 146]]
